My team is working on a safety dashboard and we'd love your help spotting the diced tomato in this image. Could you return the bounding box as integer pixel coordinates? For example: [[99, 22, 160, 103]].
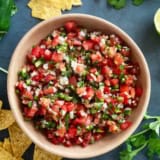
[[31, 46, 44, 58], [16, 81, 25, 92], [114, 53, 124, 65], [73, 39, 82, 46], [120, 85, 130, 93], [23, 91, 33, 100], [91, 36, 100, 43], [68, 127, 77, 138], [51, 52, 63, 62], [42, 49, 52, 60], [67, 32, 77, 39], [96, 90, 104, 100], [51, 104, 60, 113], [135, 86, 143, 97], [64, 21, 77, 33], [104, 86, 110, 94], [101, 66, 112, 77], [82, 40, 94, 50], [74, 117, 86, 125], [110, 78, 119, 86], [121, 47, 131, 57], [51, 36, 59, 47], [120, 121, 132, 130], [32, 74, 42, 82], [62, 102, 75, 112], [43, 87, 54, 95], [83, 87, 94, 100], [45, 74, 55, 82], [90, 52, 103, 63], [69, 76, 77, 86], [24, 106, 38, 118]]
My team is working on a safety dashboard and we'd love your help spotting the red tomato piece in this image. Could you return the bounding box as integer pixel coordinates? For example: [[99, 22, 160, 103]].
[[51, 36, 59, 47], [42, 49, 52, 60], [114, 53, 124, 66], [31, 46, 44, 58], [135, 86, 143, 97], [120, 121, 132, 130], [111, 78, 119, 86], [69, 76, 77, 86], [24, 106, 38, 118], [68, 128, 77, 138], [51, 52, 63, 62], [82, 40, 94, 50], [83, 87, 94, 100], [43, 87, 54, 95], [23, 91, 33, 100], [64, 21, 77, 33]]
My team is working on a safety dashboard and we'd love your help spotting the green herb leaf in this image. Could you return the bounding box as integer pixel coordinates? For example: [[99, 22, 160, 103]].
[[107, 0, 126, 9], [147, 138, 160, 159], [132, 0, 144, 6], [149, 121, 160, 136]]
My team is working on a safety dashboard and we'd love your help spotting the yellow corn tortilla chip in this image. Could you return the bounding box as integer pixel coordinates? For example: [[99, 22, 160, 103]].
[[28, 0, 82, 20], [28, 0, 62, 20], [0, 141, 3, 147], [33, 145, 62, 160], [72, 0, 82, 6], [0, 146, 16, 160], [0, 110, 15, 130], [8, 122, 32, 158], [3, 138, 13, 155], [0, 100, 2, 109], [32, 6, 61, 20]]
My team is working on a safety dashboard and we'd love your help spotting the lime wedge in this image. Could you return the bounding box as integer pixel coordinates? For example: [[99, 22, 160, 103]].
[[154, 8, 160, 35]]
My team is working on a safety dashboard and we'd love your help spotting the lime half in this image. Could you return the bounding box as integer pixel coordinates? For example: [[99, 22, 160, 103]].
[[154, 8, 160, 35]]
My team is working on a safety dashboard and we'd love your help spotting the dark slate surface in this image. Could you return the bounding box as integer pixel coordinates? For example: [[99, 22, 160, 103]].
[[0, 0, 160, 160]]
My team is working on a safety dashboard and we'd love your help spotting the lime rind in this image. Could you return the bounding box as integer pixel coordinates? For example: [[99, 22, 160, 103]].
[[154, 8, 160, 35]]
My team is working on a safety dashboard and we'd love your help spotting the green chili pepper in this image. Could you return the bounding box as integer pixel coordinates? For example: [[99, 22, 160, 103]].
[[0, 0, 17, 39]]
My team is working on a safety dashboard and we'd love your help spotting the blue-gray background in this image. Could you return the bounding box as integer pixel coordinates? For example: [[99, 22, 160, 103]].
[[0, 0, 160, 159]]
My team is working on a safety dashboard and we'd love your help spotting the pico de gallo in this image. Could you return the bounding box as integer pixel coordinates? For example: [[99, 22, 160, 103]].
[[15, 21, 143, 147]]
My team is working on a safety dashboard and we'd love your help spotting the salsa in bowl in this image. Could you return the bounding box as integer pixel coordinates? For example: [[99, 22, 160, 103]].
[[8, 14, 150, 158]]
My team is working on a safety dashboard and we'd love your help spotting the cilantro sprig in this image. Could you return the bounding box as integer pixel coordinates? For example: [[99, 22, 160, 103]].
[[107, 0, 144, 9], [120, 113, 160, 160]]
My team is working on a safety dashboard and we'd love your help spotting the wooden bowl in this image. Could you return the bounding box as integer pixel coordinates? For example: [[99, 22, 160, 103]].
[[7, 14, 151, 159]]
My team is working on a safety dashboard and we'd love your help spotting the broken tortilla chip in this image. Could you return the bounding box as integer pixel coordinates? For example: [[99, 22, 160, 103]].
[[33, 145, 62, 160], [0, 147, 16, 160], [8, 122, 32, 158], [0, 100, 2, 109], [0, 110, 15, 130], [3, 138, 13, 155], [28, 0, 82, 20]]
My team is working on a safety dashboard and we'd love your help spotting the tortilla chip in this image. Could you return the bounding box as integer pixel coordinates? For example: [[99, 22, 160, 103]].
[[0, 141, 3, 147], [0, 110, 15, 130], [28, 0, 82, 20], [8, 122, 32, 158], [3, 138, 13, 155], [72, 0, 82, 6], [0, 146, 16, 160], [33, 145, 62, 160], [0, 100, 2, 109], [32, 6, 61, 20]]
